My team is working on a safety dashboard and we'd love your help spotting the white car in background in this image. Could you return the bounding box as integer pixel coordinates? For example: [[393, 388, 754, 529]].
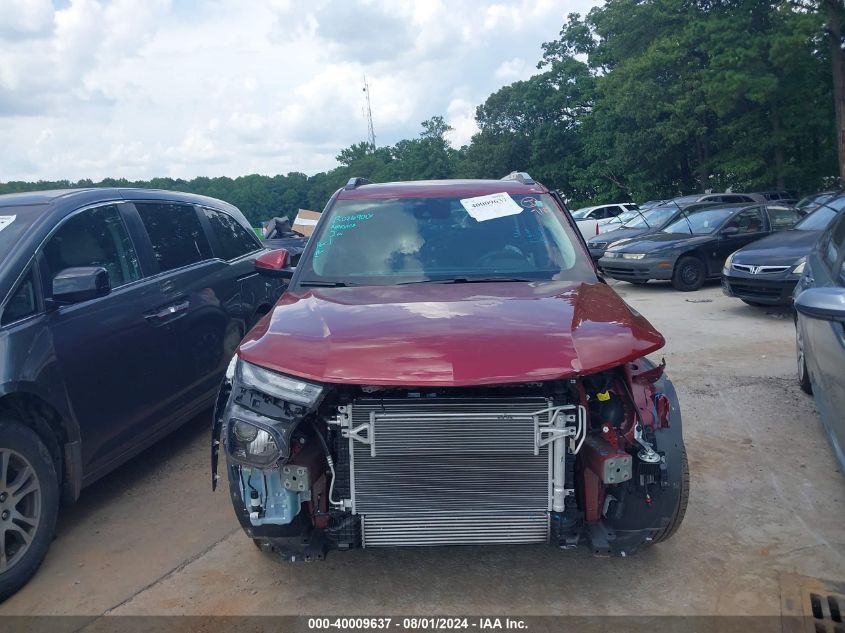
[[571, 203, 639, 239]]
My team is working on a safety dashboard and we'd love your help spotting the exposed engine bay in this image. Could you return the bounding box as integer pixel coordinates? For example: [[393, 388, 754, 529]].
[[212, 357, 686, 561]]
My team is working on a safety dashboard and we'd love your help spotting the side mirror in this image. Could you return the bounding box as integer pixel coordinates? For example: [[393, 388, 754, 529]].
[[255, 248, 294, 279], [52, 267, 110, 305], [720, 226, 739, 237], [795, 287, 845, 323]]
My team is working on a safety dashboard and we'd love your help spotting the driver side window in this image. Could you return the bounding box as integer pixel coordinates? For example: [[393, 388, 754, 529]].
[[724, 207, 765, 234], [43, 205, 141, 292]]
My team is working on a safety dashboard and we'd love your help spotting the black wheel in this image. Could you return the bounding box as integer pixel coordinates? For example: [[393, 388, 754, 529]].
[[796, 325, 813, 395], [650, 448, 689, 544], [741, 299, 768, 307], [0, 420, 59, 602], [671, 256, 706, 291]]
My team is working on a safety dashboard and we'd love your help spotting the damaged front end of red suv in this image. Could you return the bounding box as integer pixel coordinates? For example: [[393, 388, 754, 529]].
[[211, 176, 688, 560]]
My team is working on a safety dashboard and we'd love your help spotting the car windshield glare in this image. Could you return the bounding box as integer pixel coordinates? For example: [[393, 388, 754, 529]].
[[297, 193, 594, 286], [623, 207, 675, 229], [794, 206, 840, 231], [661, 207, 736, 235], [571, 209, 591, 218]]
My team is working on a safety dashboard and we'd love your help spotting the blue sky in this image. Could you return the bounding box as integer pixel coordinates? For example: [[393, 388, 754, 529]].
[[0, 0, 601, 181]]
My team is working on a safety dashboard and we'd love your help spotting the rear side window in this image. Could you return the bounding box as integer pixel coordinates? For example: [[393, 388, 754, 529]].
[[724, 207, 765, 234], [202, 208, 261, 260], [135, 203, 212, 272], [43, 204, 142, 288], [2, 268, 38, 325], [767, 207, 800, 231]]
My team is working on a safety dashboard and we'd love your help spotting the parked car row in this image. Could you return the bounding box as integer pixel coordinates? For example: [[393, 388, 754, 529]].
[[572, 191, 796, 241], [597, 202, 802, 290], [579, 187, 844, 484], [0, 177, 838, 602]]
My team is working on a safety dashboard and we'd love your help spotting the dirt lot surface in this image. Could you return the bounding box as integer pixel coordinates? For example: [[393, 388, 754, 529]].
[[1, 280, 843, 617]]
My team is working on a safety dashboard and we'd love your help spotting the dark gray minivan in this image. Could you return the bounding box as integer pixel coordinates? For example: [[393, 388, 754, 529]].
[[0, 188, 283, 600]]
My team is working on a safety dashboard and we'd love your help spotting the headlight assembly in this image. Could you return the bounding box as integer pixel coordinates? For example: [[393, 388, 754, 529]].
[[226, 416, 286, 468], [237, 359, 324, 406], [792, 257, 806, 275], [723, 250, 738, 273], [621, 253, 646, 260]]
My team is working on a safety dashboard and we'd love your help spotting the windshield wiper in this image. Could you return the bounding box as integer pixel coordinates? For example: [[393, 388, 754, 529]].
[[434, 277, 536, 284], [298, 280, 358, 288]]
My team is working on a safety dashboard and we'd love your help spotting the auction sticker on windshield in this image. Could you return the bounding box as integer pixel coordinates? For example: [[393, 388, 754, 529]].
[[0, 215, 15, 233], [460, 192, 523, 222]]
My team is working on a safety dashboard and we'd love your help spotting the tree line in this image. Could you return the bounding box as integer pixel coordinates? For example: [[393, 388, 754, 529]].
[[2, 0, 842, 225]]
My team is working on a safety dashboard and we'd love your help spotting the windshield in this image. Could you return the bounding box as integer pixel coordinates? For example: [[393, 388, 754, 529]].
[[797, 192, 834, 210], [638, 200, 664, 211], [661, 207, 735, 235], [297, 193, 595, 286], [794, 197, 845, 230], [571, 208, 591, 219], [623, 206, 676, 229], [609, 210, 638, 224], [0, 205, 43, 265]]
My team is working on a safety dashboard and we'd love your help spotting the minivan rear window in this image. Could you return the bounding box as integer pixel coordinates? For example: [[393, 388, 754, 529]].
[[202, 208, 261, 260], [135, 203, 212, 272]]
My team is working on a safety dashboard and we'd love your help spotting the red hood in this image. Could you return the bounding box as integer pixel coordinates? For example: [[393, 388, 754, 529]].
[[238, 281, 665, 386]]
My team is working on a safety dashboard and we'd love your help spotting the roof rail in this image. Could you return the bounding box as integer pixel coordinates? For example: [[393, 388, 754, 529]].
[[344, 177, 372, 190], [500, 171, 535, 185]]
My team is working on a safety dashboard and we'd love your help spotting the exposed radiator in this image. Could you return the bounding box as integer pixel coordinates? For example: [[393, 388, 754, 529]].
[[339, 397, 555, 547]]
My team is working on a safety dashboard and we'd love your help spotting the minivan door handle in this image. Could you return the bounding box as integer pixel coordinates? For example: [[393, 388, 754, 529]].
[[145, 299, 190, 325]]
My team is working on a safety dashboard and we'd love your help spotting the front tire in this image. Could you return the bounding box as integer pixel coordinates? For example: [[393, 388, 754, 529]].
[[672, 256, 705, 291], [0, 420, 59, 602], [796, 326, 813, 395]]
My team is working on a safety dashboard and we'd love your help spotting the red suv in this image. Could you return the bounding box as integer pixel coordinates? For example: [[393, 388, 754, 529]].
[[212, 174, 689, 559]]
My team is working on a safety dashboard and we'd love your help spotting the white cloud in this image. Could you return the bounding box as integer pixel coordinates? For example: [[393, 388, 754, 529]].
[[0, 0, 53, 39], [0, 0, 600, 182], [445, 98, 478, 148]]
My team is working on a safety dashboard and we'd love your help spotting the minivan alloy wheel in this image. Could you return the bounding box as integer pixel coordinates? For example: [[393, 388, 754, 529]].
[[0, 448, 41, 572]]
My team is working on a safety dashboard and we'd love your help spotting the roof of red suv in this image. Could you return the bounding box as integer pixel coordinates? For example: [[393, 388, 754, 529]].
[[336, 179, 549, 200]]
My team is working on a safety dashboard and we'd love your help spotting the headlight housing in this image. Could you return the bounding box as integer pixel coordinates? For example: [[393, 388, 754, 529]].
[[792, 257, 806, 275], [723, 250, 739, 274], [621, 253, 646, 260], [237, 359, 324, 406], [226, 415, 286, 468]]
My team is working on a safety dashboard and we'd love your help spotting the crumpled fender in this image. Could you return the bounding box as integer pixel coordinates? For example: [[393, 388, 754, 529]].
[[210, 376, 232, 491], [604, 356, 685, 542]]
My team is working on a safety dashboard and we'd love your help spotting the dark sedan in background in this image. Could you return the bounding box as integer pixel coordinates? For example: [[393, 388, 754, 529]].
[[587, 201, 720, 262], [722, 195, 845, 306], [599, 203, 802, 290], [794, 210, 845, 473], [0, 188, 285, 600]]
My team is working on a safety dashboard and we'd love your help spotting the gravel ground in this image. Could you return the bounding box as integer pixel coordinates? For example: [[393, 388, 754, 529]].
[[1, 279, 842, 618]]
